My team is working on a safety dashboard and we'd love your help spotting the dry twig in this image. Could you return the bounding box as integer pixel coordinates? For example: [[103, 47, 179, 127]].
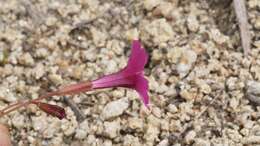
[[63, 96, 85, 122], [233, 0, 251, 56]]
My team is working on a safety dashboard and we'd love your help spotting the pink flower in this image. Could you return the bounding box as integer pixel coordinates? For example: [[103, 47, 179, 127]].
[[56, 40, 149, 106], [0, 40, 149, 119], [91, 40, 149, 106]]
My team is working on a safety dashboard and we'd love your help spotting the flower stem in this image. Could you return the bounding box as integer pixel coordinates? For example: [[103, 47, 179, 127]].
[[0, 81, 92, 117]]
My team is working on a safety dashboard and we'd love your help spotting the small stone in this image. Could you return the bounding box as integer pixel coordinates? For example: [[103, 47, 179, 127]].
[[27, 136, 35, 144], [153, 2, 173, 18], [12, 113, 25, 129], [152, 49, 163, 61], [229, 97, 239, 110], [112, 90, 125, 98], [180, 89, 194, 101], [33, 63, 45, 79], [167, 47, 183, 64], [144, 124, 160, 143], [167, 104, 178, 113], [43, 119, 62, 138], [187, 15, 199, 32], [90, 27, 107, 47], [246, 80, 260, 105], [61, 108, 78, 136], [142, 18, 174, 44], [152, 107, 162, 118], [75, 120, 89, 139], [185, 130, 196, 144], [48, 74, 63, 85], [210, 28, 229, 45], [255, 17, 260, 29], [32, 116, 48, 131], [102, 98, 129, 120], [71, 65, 84, 79], [158, 139, 169, 146], [143, 0, 161, 11], [0, 50, 4, 63], [195, 79, 211, 94], [128, 117, 143, 130], [177, 49, 197, 78], [35, 48, 49, 58], [194, 138, 210, 146], [243, 136, 260, 144], [240, 128, 250, 136], [18, 52, 35, 66], [46, 16, 58, 26], [125, 28, 139, 41], [103, 120, 120, 139], [103, 140, 113, 146], [0, 87, 17, 102], [147, 115, 161, 127], [123, 135, 141, 146]]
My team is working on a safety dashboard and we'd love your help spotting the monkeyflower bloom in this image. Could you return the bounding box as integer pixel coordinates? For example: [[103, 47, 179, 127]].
[[56, 40, 149, 106], [92, 40, 149, 106], [0, 40, 149, 119]]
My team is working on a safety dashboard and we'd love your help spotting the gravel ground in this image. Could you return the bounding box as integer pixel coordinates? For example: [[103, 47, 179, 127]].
[[0, 0, 260, 146]]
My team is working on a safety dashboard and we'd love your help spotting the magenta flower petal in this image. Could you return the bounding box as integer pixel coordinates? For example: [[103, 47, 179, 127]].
[[124, 40, 148, 74], [92, 40, 149, 106], [134, 74, 149, 106]]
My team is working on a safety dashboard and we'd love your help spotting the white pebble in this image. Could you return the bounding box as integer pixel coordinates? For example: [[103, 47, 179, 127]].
[[75, 120, 89, 139], [185, 130, 196, 144], [102, 98, 129, 120], [103, 120, 120, 139]]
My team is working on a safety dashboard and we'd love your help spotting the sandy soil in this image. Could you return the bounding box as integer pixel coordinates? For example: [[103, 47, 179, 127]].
[[0, 0, 260, 145]]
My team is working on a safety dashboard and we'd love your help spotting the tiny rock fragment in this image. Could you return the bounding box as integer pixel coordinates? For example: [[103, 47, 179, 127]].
[[176, 49, 197, 78], [152, 49, 163, 61], [158, 139, 169, 146], [153, 2, 173, 18], [12, 113, 25, 129], [101, 98, 129, 120], [246, 80, 260, 105], [167, 104, 178, 113], [194, 138, 210, 146], [0, 87, 17, 102], [125, 28, 139, 41], [128, 117, 144, 130], [210, 28, 229, 45], [195, 79, 211, 94], [167, 47, 183, 64], [48, 74, 63, 85], [143, 0, 161, 11], [144, 124, 160, 144], [142, 18, 174, 44], [185, 130, 196, 144], [75, 120, 89, 139], [103, 120, 120, 139], [103, 140, 113, 146], [35, 48, 49, 58], [43, 119, 61, 138], [255, 17, 260, 29], [32, 116, 48, 132], [180, 89, 194, 101], [187, 14, 199, 32], [18, 52, 35, 66], [123, 135, 141, 146], [243, 136, 260, 144], [33, 63, 45, 79], [147, 115, 161, 127]]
